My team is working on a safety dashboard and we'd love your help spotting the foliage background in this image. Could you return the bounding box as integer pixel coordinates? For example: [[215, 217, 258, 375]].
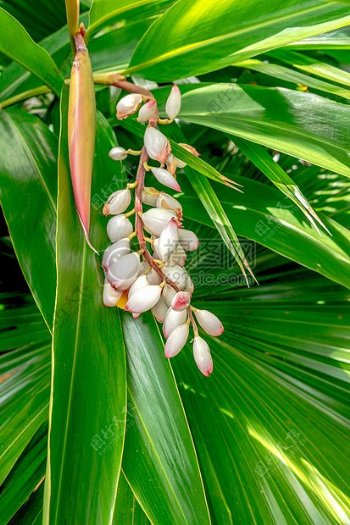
[[0, 0, 349, 523]]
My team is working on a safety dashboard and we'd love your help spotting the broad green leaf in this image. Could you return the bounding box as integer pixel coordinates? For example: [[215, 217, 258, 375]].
[[179, 83, 350, 179], [128, 0, 350, 80], [0, 8, 63, 95], [0, 302, 50, 484], [43, 90, 127, 524], [172, 266, 350, 524], [0, 426, 47, 525], [113, 475, 149, 525], [270, 49, 350, 88], [234, 57, 350, 100], [286, 29, 350, 50], [235, 138, 327, 231], [0, 109, 57, 328], [88, 0, 174, 38], [122, 313, 211, 525], [179, 175, 350, 288]]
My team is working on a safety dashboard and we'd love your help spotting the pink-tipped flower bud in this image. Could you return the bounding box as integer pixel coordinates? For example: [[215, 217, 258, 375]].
[[171, 291, 191, 311], [178, 229, 199, 251], [193, 336, 213, 376], [102, 238, 130, 270], [107, 252, 140, 290], [150, 167, 181, 192], [165, 322, 189, 358], [156, 192, 182, 215], [107, 214, 133, 242], [152, 295, 168, 323], [116, 93, 143, 120], [162, 284, 176, 306], [137, 99, 158, 123], [193, 309, 224, 336], [103, 279, 122, 307], [165, 85, 181, 120], [156, 218, 179, 261], [141, 208, 175, 236], [144, 127, 171, 163], [125, 284, 162, 313], [109, 146, 128, 161], [103, 189, 131, 215], [142, 187, 159, 206], [163, 307, 188, 338]]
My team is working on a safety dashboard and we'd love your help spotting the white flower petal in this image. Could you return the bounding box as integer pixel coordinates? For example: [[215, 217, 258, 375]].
[[163, 264, 189, 290], [162, 284, 176, 306], [128, 274, 149, 297], [103, 279, 122, 307], [103, 189, 131, 215], [107, 252, 140, 290], [151, 167, 181, 192], [116, 93, 142, 120], [165, 85, 181, 120], [109, 147, 128, 161], [142, 208, 175, 236], [193, 336, 213, 376], [178, 229, 199, 251], [137, 99, 158, 123], [194, 309, 224, 336], [156, 192, 182, 214], [125, 284, 162, 313], [157, 218, 179, 261], [102, 238, 130, 270], [106, 215, 133, 242], [144, 127, 171, 163], [163, 307, 188, 337], [152, 296, 168, 322], [165, 323, 189, 358]]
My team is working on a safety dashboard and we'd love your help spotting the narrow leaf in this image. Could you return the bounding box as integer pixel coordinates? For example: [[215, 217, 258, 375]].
[[0, 8, 63, 95], [179, 83, 350, 179]]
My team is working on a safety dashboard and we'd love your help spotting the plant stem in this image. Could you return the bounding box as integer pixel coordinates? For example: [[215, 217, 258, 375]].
[[0, 86, 51, 109], [134, 148, 180, 292]]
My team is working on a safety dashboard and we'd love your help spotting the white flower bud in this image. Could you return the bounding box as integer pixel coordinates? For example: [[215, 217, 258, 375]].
[[162, 284, 176, 306], [163, 264, 189, 290], [103, 279, 122, 307], [137, 99, 158, 123], [169, 243, 187, 267], [125, 284, 162, 313], [142, 187, 159, 206], [193, 336, 213, 376], [109, 147, 128, 161], [178, 229, 199, 251], [163, 307, 188, 337], [156, 192, 182, 214], [146, 268, 162, 285], [174, 157, 186, 169], [152, 295, 168, 323], [144, 127, 171, 163], [107, 215, 133, 242], [156, 218, 179, 261], [193, 309, 224, 336], [165, 85, 181, 120], [116, 93, 143, 120], [165, 323, 189, 358], [107, 252, 140, 290], [142, 208, 175, 236], [150, 167, 181, 192], [128, 274, 149, 297], [103, 189, 131, 215], [171, 291, 191, 311], [102, 238, 130, 270]]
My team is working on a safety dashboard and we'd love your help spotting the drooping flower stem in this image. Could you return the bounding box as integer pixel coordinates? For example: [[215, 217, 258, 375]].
[[134, 148, 180, 291]]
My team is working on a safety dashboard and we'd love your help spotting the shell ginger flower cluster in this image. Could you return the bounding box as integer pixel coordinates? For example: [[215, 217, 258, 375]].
[[101, 84, 224, 376]]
